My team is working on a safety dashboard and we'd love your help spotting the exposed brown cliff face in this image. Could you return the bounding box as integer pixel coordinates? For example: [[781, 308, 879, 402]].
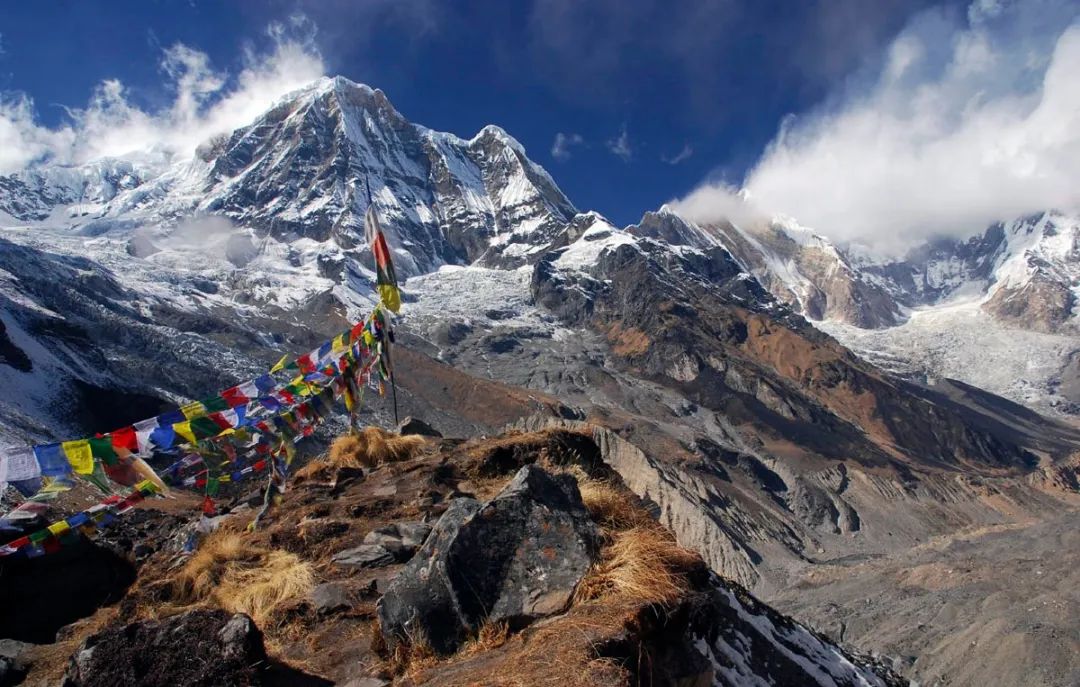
[[533, 236, 1076, 474]]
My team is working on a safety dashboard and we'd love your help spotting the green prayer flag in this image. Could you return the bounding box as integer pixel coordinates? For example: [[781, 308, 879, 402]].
[[88, 437, 118, 466], [191, 416, 222, 440], [201, 396, 230, 413]]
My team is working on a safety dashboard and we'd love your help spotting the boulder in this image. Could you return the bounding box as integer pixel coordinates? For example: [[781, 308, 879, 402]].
[[310, 582, 352, 615], [396, 417, 442, 438], [62, 609, 267, 687], [333, 544, 396, 569], [363, 522, 432, 561], [0, 639, 31, 686], [378, 466, 599, 654], [341, 678, 390, 687]]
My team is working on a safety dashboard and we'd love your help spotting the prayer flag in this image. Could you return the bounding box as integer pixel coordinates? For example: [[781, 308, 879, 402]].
[[202, 396, 230, 413], [221, 386, 249, 408], [88, 437, 118, 466], [109, 427, 139, 453], [68, 513, 90, 528], [34, 443, 71, 477], [61, 440, 94, 474], [47, 520, 70, 536], [2, 446, 41, 482], [297, 353, 317, 375], [134, 418, 159, 453], [270, 353, 289, 373], [173, 422, 197, 446], [253, 374, 276, 395], [364, 205, 401, 313], [42, 536, 61, 554], [180, 401, 207, 420], [191, 416, 223, 439]]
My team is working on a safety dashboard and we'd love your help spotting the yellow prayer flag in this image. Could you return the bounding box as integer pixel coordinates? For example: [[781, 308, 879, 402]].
[[173, 421, 197, 446], [332, 333, 347, 352], [270, 353, 289, 373], [48, 520, 71, 536], [61, 439, 94, 474], [180, 401, 207, 420]]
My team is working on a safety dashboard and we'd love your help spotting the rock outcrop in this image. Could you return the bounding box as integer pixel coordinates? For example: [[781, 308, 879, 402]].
[[377, 465, 599, 653], [62, 610, 267, 687]]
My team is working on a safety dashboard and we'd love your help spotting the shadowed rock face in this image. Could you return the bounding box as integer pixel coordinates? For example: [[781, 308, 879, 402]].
[[377, 465, 599, 654], [62, 610, 268, 687]]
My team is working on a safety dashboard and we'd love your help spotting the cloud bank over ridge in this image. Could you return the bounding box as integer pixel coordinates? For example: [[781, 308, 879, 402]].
[[0, 16, 325, 174], [674, 0, 1080, 254]]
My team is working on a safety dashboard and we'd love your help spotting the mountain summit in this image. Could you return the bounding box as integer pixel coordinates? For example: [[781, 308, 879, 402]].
[[1, 76, 1078, 687]]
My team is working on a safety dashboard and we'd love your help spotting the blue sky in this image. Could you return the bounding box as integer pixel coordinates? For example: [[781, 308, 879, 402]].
[[1, 0, 1078, 248]]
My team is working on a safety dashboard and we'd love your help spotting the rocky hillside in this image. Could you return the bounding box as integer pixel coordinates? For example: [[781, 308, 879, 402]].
[[654, 207, 1080, 417], [3, 427, 901, 687], [1, 75, 1078, 686]]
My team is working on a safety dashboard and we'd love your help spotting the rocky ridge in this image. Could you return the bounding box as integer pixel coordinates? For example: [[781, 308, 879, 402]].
[[0, 75, 1078, 686], [8, 427, 902, 687]]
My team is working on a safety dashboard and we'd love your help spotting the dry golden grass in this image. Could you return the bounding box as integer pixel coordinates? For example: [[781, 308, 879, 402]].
[[575, 526, 699, 606], [328, 428, 428, 469], [458, 621, 510, 658], [167, 531, 315, 627], [380, 624, 440, 681], [290, 458, 331, 484], [577, 479, 654, 532]]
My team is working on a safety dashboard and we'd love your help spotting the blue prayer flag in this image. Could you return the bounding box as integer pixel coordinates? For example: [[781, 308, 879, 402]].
[[33, 444, 71, 477]]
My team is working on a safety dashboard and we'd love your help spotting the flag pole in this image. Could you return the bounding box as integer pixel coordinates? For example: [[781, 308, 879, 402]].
[[365, 170, 400, 428]]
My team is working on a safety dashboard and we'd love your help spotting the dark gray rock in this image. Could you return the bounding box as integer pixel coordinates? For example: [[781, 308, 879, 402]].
[[0, 639, 31, 687], [333, 544, 396, 569], [224, 233, 259, 268], [310, 582, 352, 615], [62, 609, 266, 687], [340, 678, 390, 687], [431, 321, 472, 347], [363, 522, 432, 561], [395, 416, 442, 438], [377, 466, 599, 654]]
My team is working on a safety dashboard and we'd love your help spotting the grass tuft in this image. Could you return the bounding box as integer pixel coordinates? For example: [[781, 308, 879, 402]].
[[328, 428, 428, 469], [574, 526, 699, 606], [168, 531, 315, 627], [577, 478, 655, 532], [459, 621, 510, 657]]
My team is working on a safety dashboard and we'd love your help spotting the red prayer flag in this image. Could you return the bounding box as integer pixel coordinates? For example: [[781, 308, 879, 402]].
[[42, 536, 62, 554], [5, 536, 30, 551], [221, 386, 249, 408], [109, 426, 139, 452], [297, 353, 317, 375], [208, 413, 233, 431]]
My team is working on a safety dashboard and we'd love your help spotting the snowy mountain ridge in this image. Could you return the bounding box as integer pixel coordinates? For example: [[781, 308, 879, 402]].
[[674, 207, 1080, 416]]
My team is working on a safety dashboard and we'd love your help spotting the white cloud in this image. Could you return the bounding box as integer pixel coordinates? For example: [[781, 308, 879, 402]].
[[551, 132, 584, 161], [663, 143, 693, 165], [607, 125, 632, 162], [0, 17, 325, 174], [674, 0, 1080, 255]]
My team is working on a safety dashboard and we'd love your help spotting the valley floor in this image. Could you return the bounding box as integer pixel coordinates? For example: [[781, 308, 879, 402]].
[[769, 507, 1080, 687]]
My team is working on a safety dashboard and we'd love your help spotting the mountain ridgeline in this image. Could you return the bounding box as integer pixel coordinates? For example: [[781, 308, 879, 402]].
[[1, 76, 1078, 686]]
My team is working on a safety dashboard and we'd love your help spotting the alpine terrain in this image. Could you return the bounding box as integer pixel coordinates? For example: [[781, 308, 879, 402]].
[[1, 77, 1078, 686]]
